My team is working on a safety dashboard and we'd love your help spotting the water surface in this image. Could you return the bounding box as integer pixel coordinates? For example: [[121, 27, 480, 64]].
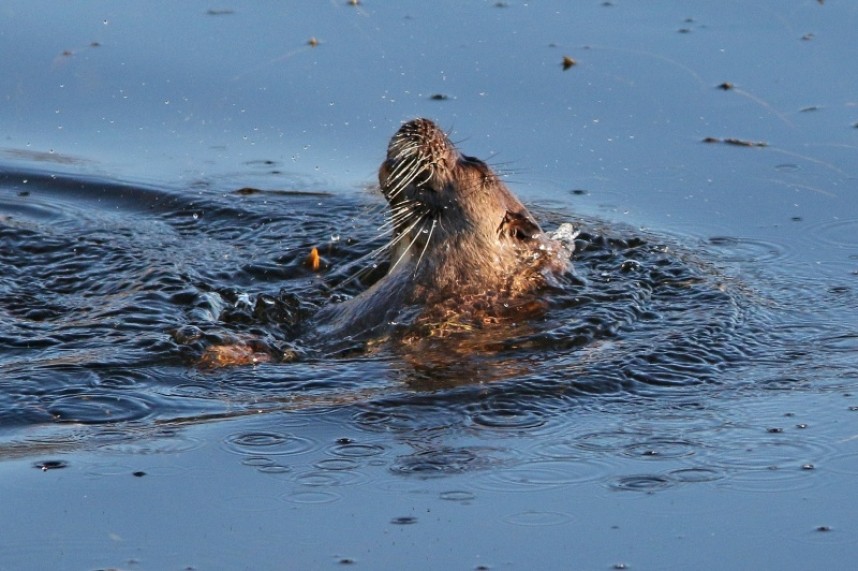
[[2, 1, 857, 570]]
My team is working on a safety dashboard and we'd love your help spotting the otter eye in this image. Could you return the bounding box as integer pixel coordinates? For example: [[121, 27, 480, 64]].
[[460, 155, 492, 174], [459, 155, 493, 182]]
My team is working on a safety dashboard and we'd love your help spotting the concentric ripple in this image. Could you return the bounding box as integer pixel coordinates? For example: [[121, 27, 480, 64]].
[[807, 218, 858, 250], [706, 235, 792, 263], [221, 431, 318, 457], [609, 474, 673, 492], [473, 459, 607, 492]]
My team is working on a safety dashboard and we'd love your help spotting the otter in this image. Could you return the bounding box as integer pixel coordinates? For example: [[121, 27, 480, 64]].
[[309, 118, 573, 352], [195, 118, 573, 366]]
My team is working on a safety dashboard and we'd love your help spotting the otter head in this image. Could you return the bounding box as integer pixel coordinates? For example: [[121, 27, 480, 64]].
[[378, 118, 548, 292]]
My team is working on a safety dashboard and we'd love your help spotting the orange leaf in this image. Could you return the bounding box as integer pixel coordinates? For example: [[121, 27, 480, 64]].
[[306, 247, 321, 271]]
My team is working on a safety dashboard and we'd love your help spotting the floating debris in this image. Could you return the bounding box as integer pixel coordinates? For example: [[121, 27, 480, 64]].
[[34, 460, 68, 471], [724, 138, 768, 147], [306, 247, 321, 271], [702, 137, 768, 148], [562, 55, 576, 70]]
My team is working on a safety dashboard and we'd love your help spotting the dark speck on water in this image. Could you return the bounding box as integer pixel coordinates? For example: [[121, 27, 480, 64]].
[[34, 460, 68, 471]]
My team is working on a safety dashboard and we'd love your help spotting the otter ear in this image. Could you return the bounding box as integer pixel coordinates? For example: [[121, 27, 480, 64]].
[[499, 210, 542, 240]]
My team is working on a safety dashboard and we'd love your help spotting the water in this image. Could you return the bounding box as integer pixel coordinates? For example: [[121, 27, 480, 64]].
[[2, 1, 858, 570]]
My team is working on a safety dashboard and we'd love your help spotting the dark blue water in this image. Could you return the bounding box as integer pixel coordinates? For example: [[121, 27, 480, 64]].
[[2, 1, 858, 570]]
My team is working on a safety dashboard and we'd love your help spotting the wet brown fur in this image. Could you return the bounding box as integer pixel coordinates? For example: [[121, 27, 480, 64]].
[[312, 118, 568, 348]]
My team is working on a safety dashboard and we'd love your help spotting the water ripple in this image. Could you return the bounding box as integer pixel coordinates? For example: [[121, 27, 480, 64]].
[[439, 490, 476, 502], [47, 392, 155, 424], [666, 467, 725, 483], [503, 511, 574, 527], [609, 474, 673, 492], [1, 167, 856, 517], [706, 235, 792, 263], [469, 400, 549, 431], [330, 442, 387, 458], [221, 431, 318, 457], [314, 458, 362, 471], [292, 469, 368, 488], [807, 218, 858, 251], [473, 459, 608, 492], [620, 438, 700, 459], [98, 432, 204, 456], [390, 447, 499, 477], [281, 490, 342, 505]]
